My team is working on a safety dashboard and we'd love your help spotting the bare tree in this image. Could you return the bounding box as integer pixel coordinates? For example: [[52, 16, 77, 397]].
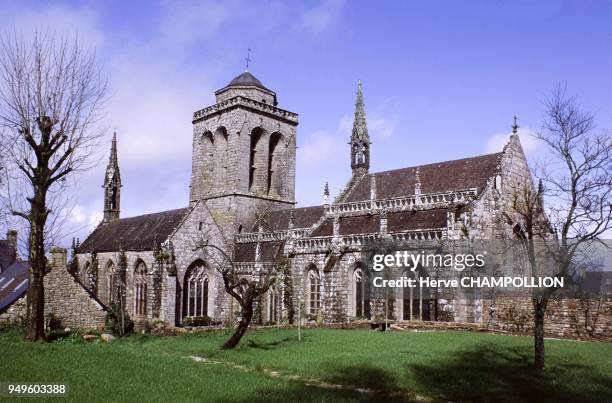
[[512, 86, 611, 370], [192, 238, 282, 349], [0, 31, 107, 341]]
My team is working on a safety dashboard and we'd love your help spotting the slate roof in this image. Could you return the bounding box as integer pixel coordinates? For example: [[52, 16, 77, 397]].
[[386, 209, 448, 232], [0, 240, 15, 272], [0, 261, 29, 314], [78, 208, 189, 253], [310, 209, 448, 237], [346, 153, 502, 202], [234, 241, 285, 263], [255, 206, 325, 231], [226, 72, 271, 92]]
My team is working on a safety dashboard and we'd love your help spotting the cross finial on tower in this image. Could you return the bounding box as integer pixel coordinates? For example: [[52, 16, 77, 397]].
[[512, 115, 519, 135], [245, 48, 252, 72]]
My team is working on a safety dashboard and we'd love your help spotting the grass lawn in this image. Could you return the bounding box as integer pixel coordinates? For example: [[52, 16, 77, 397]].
[[0, 326, 610, 402]]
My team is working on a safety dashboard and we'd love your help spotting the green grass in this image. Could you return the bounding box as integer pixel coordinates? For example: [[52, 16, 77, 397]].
[[0, 326, 610, 402]]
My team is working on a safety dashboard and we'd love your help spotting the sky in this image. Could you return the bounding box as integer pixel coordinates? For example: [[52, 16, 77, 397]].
[[1, 0, 611, 248]]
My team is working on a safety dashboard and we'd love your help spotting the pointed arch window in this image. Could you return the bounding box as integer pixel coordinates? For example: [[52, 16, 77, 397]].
[[308, 269, 321, 314], [107, 262, 117, 304], [214, 127, 228, 188], [353, 266, 371, 319], [134, 261, 147, 316], [249, 128, 264, 191], [201, 131, 215, 190], [268, 132, 284, 196], [184, 263, 209, 318], [269, 285, 280, 323]]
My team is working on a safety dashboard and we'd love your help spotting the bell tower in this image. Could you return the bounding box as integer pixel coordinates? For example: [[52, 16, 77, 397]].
[[350, 80, 370, 175], [103, 132, 121, 223], [189, 71, 298, 233]]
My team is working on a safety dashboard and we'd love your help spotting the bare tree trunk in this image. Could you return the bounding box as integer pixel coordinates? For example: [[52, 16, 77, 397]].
[[25, 189, 47, 341], [222, 300, 254, 350], [533, 297, 548, 370]]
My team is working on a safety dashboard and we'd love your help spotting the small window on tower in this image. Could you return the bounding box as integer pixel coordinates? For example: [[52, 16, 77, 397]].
[[198, 222, 203, 231]]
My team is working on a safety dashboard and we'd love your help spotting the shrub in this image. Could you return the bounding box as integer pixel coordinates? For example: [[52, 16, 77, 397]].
[[105, 302, 134, 336], [182, 316, 220, 327], [46, 313, 63, 332]]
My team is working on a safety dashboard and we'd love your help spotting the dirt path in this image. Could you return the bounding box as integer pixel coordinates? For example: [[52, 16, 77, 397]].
[[188, 355, 430, 401]]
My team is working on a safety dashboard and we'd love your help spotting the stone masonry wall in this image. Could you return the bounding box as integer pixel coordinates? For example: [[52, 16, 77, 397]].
[[483, 296, 612, 339], [0, 295, 27, 326], [46, 247, 106, 330], [190, 96, 297, 203]]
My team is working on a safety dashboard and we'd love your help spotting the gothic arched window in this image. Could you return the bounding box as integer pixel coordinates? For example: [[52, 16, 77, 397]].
[[268, 285, 280, 323], [353, 265, 371, 319], [308, 268, 321, 315], [214, 127, 228, 189], [184, 262, 210, 318], [134, 261, 147, 317], [107, 261, 117, 304], [268, 132, 284, 197], [201, 131, 214, 190], [249, 128, 263, 191]]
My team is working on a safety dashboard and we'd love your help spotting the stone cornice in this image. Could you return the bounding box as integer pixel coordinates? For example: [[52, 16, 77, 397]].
[[193, 96, 298, 124]]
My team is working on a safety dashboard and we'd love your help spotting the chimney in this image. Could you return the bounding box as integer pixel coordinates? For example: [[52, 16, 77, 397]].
[[49, 247, 67, 270], [6, 229, 17, 263]]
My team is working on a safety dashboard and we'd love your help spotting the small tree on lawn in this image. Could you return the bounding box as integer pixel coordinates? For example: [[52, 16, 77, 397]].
[[0, 31, 107, 341], [192, 238, 282, 349], [511, 86, 611, 370]]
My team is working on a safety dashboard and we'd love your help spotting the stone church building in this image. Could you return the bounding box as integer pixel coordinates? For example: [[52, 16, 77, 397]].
[[74, 71, 533, 327]]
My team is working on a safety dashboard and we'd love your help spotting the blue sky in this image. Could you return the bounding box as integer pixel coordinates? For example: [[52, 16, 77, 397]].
[[1, 0, 611, 247]]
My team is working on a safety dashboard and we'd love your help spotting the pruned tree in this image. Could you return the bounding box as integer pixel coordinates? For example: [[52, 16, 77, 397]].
[[0, 31, 107, 341], [511, 86, 611, 370], [192, 238, 282, 349]]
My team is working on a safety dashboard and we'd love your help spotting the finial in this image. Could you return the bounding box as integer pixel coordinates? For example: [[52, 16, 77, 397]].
[[370, 174, 377, 200], [355, 80, 364, 115], [288, 209, 295, 229], [512, 115, 519, 135], [245, 48, 252, 72], [537, 178, 543, 194], [323, 182, 330, 205]]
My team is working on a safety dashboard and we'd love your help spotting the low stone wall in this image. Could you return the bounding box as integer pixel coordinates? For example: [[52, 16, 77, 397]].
[[44, 247, 107, 330], [0, 295, 27, 326], [483, 297, 612, 340]]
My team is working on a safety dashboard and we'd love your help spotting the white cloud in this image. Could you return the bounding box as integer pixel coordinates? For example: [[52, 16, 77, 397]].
[[69, 205, 88, 224], [299, 130, 343, 162], [158, 1, 233, 47], [485, 126, 543, 158], [301, 0, 345, 34], [88, 211, 103, 231], [369, 114, 397, 140], [0, 4, 104, 48]]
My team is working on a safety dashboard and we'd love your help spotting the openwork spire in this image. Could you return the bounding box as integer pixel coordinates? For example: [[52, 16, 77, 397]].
[[103, 131, 122, 223], [350, 80, 370, 174], [323, 182, 330, 205], [352, 80, 369, 142], [105, 131, 121, 186]]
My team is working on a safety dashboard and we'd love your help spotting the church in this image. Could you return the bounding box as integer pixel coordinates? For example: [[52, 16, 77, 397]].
[[74, 70, 533, 327]]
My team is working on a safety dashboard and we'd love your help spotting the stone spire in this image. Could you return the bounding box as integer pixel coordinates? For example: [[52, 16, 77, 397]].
[[350, 80, 370, 175], [323, 182, 330, 205], [103, 132, 122, 223], [414, 167, 422, 196]]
